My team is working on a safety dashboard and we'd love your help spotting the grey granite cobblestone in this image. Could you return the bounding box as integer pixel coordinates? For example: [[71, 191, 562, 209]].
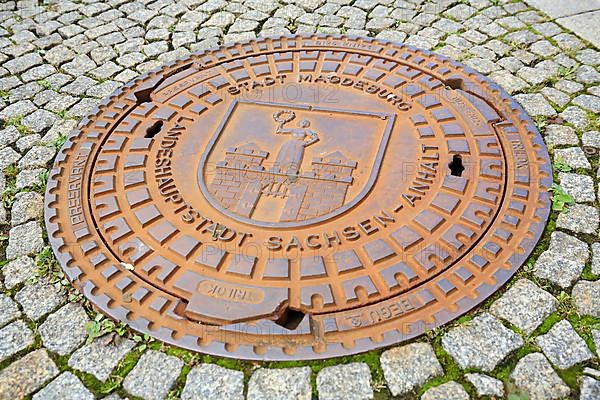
[[583, 130, 600, 152], [536, 320, 593, 369], [0, 320, 34, 362], [0, 126, 20, 149], [572, 280, 600, 317], [248, 367, 312, 400], [123, 350, 183, 400], [11, 191, 43, 226], [69, 337, 135, 382], [555, 79, 583, 94], [380, 342, 443, 396], [16, 134, 41, 153], [558, 172, 596, 203], [0, 147, 21, 170], [581, 376, 600, 400], [39, 303, 89, 356], [317, 363, 373, 400], [17, 145, 57, 170], [556, 204, 599, 234], [534, 231, 589, 288], [181, 363, 244, 400], [442, 313, 523, 372], [510, 353, 570, 400], [16, 168, 46, 189], [490, 278, 557, 334], [2, 256, 36, 289], [14, 279, 66, 321], [0, 294, 20, 328], [465, 373, 504, 398], [554, 147, 591, 170], [560, 106, 590, 129], [32, 372, 94, 400], [0, 350, 58, 399], [592, 243, 600, 275], [515, 92, 556, 117], [541, 87, 570, 107], [543, 124, 579, 147], [489, 70, 528, 94]]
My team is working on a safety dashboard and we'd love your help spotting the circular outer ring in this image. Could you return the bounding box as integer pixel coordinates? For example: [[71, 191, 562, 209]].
[[44, 35, 552, 361]]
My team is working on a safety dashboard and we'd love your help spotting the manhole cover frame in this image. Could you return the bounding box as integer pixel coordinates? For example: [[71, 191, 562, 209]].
[[44, 34, 552, 361]]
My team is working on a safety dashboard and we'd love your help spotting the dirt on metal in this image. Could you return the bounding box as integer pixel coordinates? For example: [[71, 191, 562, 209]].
[[45, 35, 552, 360]]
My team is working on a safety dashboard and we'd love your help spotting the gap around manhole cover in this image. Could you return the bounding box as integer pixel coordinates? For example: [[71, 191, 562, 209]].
[[45, 35, 552, 361]]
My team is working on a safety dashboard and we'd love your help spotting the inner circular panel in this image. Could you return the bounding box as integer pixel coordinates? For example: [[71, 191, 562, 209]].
[[45, 35, 552, 360]]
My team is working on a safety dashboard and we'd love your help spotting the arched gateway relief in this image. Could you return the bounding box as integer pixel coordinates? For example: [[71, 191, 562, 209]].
[[45, 36, 552, 361]]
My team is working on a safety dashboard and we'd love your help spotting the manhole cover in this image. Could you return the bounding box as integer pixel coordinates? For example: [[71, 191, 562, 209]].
[[45, 35, 552, 360]]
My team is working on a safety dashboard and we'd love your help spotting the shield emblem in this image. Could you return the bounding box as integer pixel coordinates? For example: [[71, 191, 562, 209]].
[[197, 99, 395, 228]]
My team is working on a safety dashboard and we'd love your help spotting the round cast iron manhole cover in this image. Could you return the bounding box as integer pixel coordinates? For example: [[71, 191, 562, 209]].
[[45, 35, 552, 360]]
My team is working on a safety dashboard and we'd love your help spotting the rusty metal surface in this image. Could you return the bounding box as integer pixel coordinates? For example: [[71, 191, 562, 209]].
[[45, 35, 552, 360]]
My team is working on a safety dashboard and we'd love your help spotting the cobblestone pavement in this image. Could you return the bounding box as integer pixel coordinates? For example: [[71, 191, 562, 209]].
[[0, 0, 599, 399]]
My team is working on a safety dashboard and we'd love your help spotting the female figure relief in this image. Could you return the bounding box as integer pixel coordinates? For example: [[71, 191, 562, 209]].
[[272, 110, 319, 174]]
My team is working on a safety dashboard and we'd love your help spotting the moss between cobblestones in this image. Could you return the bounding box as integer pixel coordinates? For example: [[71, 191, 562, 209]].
[[198, 353, 250, 375], [556, 364, 586, 392], [586, 112, 599, 132], [1, 163, 17, 217], [491, 342, 538, 387], [567, 315, 600, 355], [419, 333, 478, 398], [533, 313, 563, 337], [162, 346, 200, 398], [166, 364, 191, 400], [2, 116, 31, 135], [36, 80, 53, 91], [581, 264, 599, 281], [0, 332, 41, 372], [60, 346, 146, 399]]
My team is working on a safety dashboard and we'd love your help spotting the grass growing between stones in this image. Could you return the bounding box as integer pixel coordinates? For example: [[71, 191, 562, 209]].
[[166, 364, 191, 400], [35, 247, 68, 287], [586, 113, 599, 132], [556, 364, 586, 391], [3, 119, 31, 136], [1, 164, 18, 210], [162, 347, 202, 399], [567, 315, 600, 355], [0, 164, 18, 260], [581, 262, 599, 281], [492, 342, 538, 387], [52, 345, 147, 399], [45, 134, 67, 150]]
